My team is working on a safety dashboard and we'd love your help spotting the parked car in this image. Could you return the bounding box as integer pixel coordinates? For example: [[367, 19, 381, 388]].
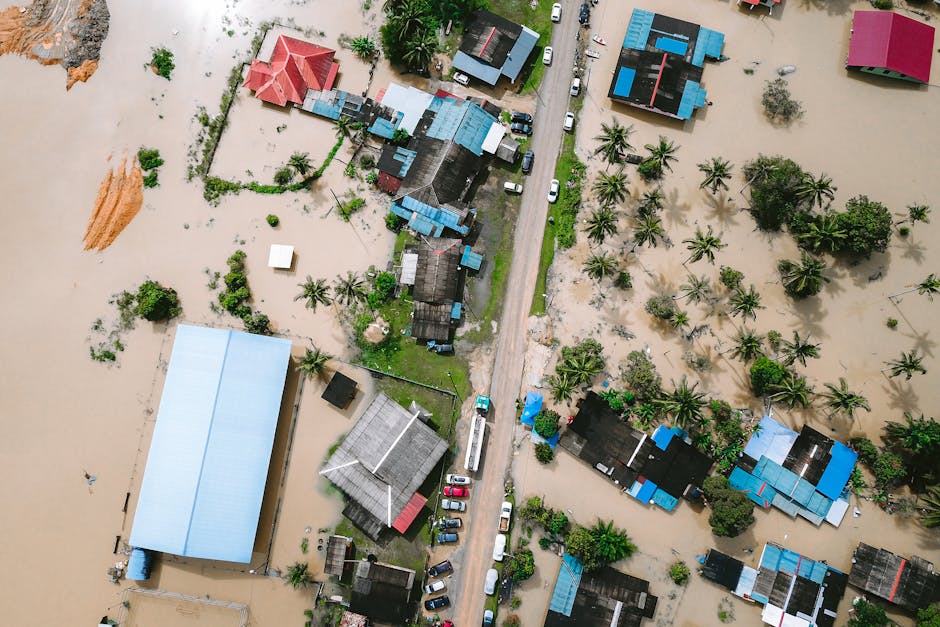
[[579, 2, 590, 24], [551, 2, 562, 21], [454, 72, 470, 86], [570, 77, 581, 96], [483, 610, 494, 626], [484, 568, 499, 595], [510, 111, 533, 124], [424, 595, 450, 611], [443, 486, 469, 497], [503, 181, 523, 194], [424, 579, 447, 595], [441, 499, 466, 512], [446, 474, 472, 485], [542, 46, 553, 65], [428, 560, 453, 577], [439, 517, 462, 529], [547, 178, 560, 203], [521, 150, 535, 174], [563, 111, 575, 132], [493, 533, 507, 561], [437, 532, 459, 543], [510, 121, 532, 135]]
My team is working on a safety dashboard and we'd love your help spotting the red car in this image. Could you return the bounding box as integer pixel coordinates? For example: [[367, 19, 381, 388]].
[[443, 486, 469, 497]]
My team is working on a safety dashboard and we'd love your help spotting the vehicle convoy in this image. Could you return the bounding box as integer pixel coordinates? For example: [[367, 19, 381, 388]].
[[498, 501, 513, 533]]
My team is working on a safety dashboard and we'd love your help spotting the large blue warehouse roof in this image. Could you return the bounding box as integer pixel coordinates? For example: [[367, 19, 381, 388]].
[[129, 325, 292, 563]]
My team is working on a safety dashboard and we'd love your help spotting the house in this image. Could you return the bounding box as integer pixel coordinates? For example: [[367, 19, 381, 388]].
[[244, 34, 339, 106], [319, 393, 448, 539], [848, 543, 940, 612], [728, 416, 857, 527], [452, 9, 540, 85], [545, 554, 658, 627], [324, 535, 354, 577], [608, 9, 725, 120], [702, 543, 848, 627], [350, 560, 416, 624], [301, 88, 403, 139], [409, 236, 463, 342], [846, 11, 935, 83]]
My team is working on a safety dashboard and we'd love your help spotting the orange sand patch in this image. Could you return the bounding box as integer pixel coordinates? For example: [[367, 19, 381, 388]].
[[83, 157, 143, 251], [66, 58, 97, 88]]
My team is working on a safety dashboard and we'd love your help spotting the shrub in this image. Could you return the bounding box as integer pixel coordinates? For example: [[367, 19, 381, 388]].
[[143, 170, 159, 188], [274, 167, 294, 186], [762, 78, 803, 124], [385, 213, 404, 231], [150, 47, 174, 79], [836, 195, 893, 258], [339, 196, 366, 221], [849, 598, 889, 627], [137, 148, 164, 171], [622, 351, 662, 401], [719, 266, 744, 290], [242, 311, 271, 335], [615, 271, 633, 289], [134, 280, 182, 321], [886, 318, 898, 329], [359, 154, 376, 169], [548, 511, 570, 535], [873, 451, 907, 488], [669, 561, 691, 585], [504, 548, 535, 581], [391, 128, 410, 146], [899, 226, 910, 237], [750, 357, 786, 397], [350, 36, 377, 58], [850, 437, 880, 467], [534, 442, 554, 464], [872, 0, 892, 8], [266, 214, 279, 227], [645, 294, 677, 320], [366, 171, 379, 185], [534, 409, 561, 439], [637, 158, 663, 181], [372, 272, 397, 302]]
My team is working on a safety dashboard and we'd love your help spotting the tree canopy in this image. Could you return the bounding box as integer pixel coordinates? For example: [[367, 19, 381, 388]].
[[703, 475, 755, 537], [134, 280, 182, 321]]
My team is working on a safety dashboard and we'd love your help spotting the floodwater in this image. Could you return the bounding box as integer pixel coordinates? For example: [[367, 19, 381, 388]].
[[513, 0, 940, 626]]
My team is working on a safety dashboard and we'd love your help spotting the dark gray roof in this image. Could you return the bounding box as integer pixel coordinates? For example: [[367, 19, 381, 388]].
[[545, 566, 658, 627], [849, 543, 940, 612], [351, 561, 415, 623], [324, 535, 352, 576], [412, 302, 453, 342], [398, 139, 480, 207], [413, 237, 462, 303], [459, 10, 522, 67]]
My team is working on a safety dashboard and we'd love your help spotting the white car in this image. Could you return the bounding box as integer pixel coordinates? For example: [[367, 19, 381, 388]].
[[551, 2, 562, 22], [547, 179, 560, 203], [424, 579, 447, 595], [446, 474, 472, 485], [454, 72, 470, 86], [441, 499, 467, 512], [563, 111, 575, 132], [484, 568, 499, 595], [503, 181, 523, 194], [493, 533, 507, 562], [542, 46, 553, 65], [570, 77, 581, 96]]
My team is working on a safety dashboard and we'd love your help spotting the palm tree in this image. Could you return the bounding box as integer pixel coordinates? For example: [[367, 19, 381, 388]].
[[298, 346, 333, 379], [670, 310, 689, 330], [590, 520, 636, 563], [284, 562, 313, 588], [922, 486, 940, 528], [593, 170, 628, 207], [905, 204, 931, 227], [294, 276, 332, 311], [585, 208, 618, 244], [885, 349, 927, 380], [633, 214, 664, 248], [335, 116, 354, 139], [644, 136, 679, 173], [547, 373, 576, 403], [795, 213, 846, 254], [288, 152, 312, 177], [683, 226, 724, 264], [655, 377, 707, 430], [780, 331, 821, 367], [768, 373, 814, 409], [698, 157, 733, 194], [889, 273, 940, 301], [593, 119, 634, 166], [401, 29, 437, 72], [796, 172, 836, 209], [637, 188, 664, 216], [583, 253, 618, 281], [731, 328, 764, 362], [778, 252, 829, 298], [333, 271, 368, 305], [677, 274, 711, 303], [728, 285, 763, 321], [821, 378, 870, 421]]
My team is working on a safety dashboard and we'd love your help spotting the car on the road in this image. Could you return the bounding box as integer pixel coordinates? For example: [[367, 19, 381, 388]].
[[503, 181, 523, 194], [443, 486, 469, 497], [438, 517, 462, 529], [521, 150, 535, 174], [510, 111, 533, 124], [563, 111, 575, 132], [437, 532, 459, 543], [542, 46, 553, 65], [428, 560, 453, 577], [579, 2, 590, 24], [446, 474, 472, 485], [493, 533, 507, 561], [547, 178, 560, 203], [424, 595, 450, 611], [551, 2, 562, 21], [483, 609, 494, 626], [424, 579, 447, 595], [441, 499, 466, 512], [484, 568, 499, 595], [454, 72, 470, 86], [570, 77, 581, 96], [510, 122, 532, 135]]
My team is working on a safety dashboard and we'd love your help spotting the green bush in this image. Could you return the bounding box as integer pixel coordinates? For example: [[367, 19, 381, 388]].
[[242, 311, 271, 335], [615, 271, 633, 289], [143, 170, 159, 188], [836, 195, 893, 259], [622, 350, 662, 401], [274, 167, 294, 186], [373, 272, 397, 302], [899, 226, 910, 237], [719, 266, 744, 290], [762, 78, 803, 124], [637, 158, 663, 181], [750, 357, 786, 397], [548, 511, 570, 536], [534, 410, 561, 439], [872, 0, 892, 8], [339, 196, 366, 221], [849, 598, 889, 627], [134, 280, 182, 321], [886, 318, 898, 329], [385, 213, 404, 231], [534, 442, 554, 464], [850, 437, 880, 467], [359, 154, 376, 169], [669, 561, 691, 585], [743, 155, 805, 231], [138, 148, 164, 171], [150, 47, 174, 80], [391, 128, 410, 146], [873, 451, 907, 488], [366, 171, 378, 185], [504, 548, 535, 581], [645, 294, 677, 320], [703, 475, 755, 537], [266, 214, 280, 227]]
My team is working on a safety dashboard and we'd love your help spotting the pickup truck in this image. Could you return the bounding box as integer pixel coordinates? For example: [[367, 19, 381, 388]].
[[498, 501, 513, 533]]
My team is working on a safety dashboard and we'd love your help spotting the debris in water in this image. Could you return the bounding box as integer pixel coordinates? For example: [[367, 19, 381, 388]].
[[777, 65, 797, 76]]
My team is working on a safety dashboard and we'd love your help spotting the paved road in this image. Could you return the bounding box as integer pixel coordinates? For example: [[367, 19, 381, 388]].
[[449, 3, 581, 625]]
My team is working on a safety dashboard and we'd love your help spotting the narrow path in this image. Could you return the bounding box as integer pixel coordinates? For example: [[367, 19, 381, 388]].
[[449, 3, 581, 625]]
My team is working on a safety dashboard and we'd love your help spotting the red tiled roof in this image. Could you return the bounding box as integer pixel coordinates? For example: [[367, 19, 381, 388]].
[[847, 11, 934, 83], [378, 172, 402, 195], [244, 35, 339, 106], [391, 492, 427, 533]]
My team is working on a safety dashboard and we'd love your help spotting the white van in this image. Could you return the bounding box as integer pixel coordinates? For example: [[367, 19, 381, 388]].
[[570, 77, 581, 96], [503, 181, 523, 194]]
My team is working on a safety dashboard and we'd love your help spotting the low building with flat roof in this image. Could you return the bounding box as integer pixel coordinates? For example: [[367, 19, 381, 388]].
[[848, 543, 940, 612]]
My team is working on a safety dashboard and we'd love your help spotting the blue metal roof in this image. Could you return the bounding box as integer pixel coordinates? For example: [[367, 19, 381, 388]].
[[368, 111, 402, 139], [676, 80, 707, 120], [651, 425, 676, 450], [612, 67, 637, 98], [652, 489, 679, 511], [454, 104, 496, 156], [549, 554, 584, 616], [452, 51, 502, 85], [623, 9, 654, 50], [743, 416, 798, 465], [633, 478, 658, 503], [816, 442, 858, 500], [730, 466, 777, 508], [655, 36, 688, 56], [692, 28, 725, 67], [502, 25, 539, 81], [461, 245, 483, 271], [129, 325, 291, 563]]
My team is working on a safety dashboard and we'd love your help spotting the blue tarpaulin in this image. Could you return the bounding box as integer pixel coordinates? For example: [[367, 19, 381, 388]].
[[126, 548, 155, 581], [531, 429, 560, 450], [461, 245, 483, 271], [520, 392, 542, 425]]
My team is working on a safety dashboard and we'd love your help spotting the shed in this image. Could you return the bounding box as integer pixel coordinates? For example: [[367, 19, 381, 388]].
[[324, 535, 353, 576], [321, 371, 358, 409], [413, 237, 462, 303], [350, 560, 416, 623], [268, 244, 294, 269], [412, 301, 453, 342], [846, 11, 935, 83], [545, 559, 658, 627], [452, 10, 540, 85], [400, 253, 418, 285]]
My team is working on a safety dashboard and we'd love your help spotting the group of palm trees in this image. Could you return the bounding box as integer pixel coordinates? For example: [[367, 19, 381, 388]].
[[294, 272, 368, 311]]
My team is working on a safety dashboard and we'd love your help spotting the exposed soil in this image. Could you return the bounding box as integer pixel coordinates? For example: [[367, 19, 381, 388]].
[[83, 156, 143, 251]]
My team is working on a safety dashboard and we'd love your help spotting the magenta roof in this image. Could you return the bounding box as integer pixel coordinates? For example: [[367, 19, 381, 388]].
[[847, 11, 934, 83]]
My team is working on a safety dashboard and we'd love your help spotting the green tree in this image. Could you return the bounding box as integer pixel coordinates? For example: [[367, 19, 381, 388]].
[[873, 451, 907, 489], [548, 511, 570, 536], [922, 486, 940, 528], [669, 561, 691, 585], [768, 373, 813, 409], [134, 280, 182, 321], [294, 276, 332, 311], [593, 170, 628, 207], [137, 148, 164, 171], [883, 414, 940, 486], [795, 213, 846, 254], [547, 373, 576, 403], [698, 157, 733, 194], [656, 377, 707, 430], [333, 271, 368, 305], [683, 226, 724, 264], [585, 208, 618, 244], [719, 266, 744, 291], [284, 562, 313, 588], [534, 442, 554, 464], [836, 195, 893, 258], [590, 519, 636, 564], [750, 357, 786, 397], [557, 343, 605, 386], [678, 274, 711, 304], [778, 252, 829, 298], [848, 598, 889, 627], [644, 136, 679, 174], [796, 172, 836, 210], [335, 116, 355, 139], [622, 351, 662, 402], [637, 188, 664, 216], [645, 294, 678, 320], [731, 328, 764, 362], [743, 155, 805, 231], [391, 128, 410, 146], [150, 47, 175, 80], [906, 203, 931, 227], [287, 152, 311, 177], [885, 349, 927, 381], [821, 378, 870, 421], [780, 331, 821, 367], [670, 310, 689, 331], [633, 213, 665, 248], [350, 36, 377, 58], [534, 409, 561, 439], [593, 119, 635, 166], [584, 253, 618, 281], [565, 525, 601, 571], [298, 346, 332, 379], [401, 28, 437, 72], [242, 311, 271, 335], [505, 547, 536, 581], [917, 604, 940, 627], [274, 167, 294, 185], [703, 475, 755, 537], [729, 285, 763, 320]]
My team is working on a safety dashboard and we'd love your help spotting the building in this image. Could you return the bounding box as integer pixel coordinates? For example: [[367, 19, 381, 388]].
[[324, 535, 354, 577], [409, 237, 463, 342], [244, 34, 339, 106], [321, 371, 358, 410], [301, 88, 402, 139], [350, 560, 416, 624], [846, 11, 935, 83], [608, 9, 725, 120], [729, 416, 857, 527], [129, 325, 292, 563], [452, 9, 540, 85], [848, 543, 940, 612], [545, 554, 658, 627], [319, 393, 448, 539], [702, 543, 848, 627]]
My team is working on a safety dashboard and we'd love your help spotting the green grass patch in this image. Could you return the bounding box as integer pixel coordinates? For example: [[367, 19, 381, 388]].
[[334, 518, 426, 575]]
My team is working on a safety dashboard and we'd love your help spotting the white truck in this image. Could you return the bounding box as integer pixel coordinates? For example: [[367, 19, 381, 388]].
[[498, 501, 512, 533]]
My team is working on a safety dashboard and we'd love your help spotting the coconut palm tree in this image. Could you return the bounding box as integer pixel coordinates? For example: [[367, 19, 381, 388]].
[[768, 373, 814, 409], [731, 328, 764, 362], [298, 346, 333, 380], [333, 271, 368, 305], [590, 520, 636, 563], [728, 285, 763, 321], [284, 562, 313, 588], [697, 157, 733, 194], [593, 170, 628, 207], [821, 378, 870, 421], [677, 274, 711, 304], [585, 208, 618, 244], [655, 377, 707, 430], [637, 188, 664, 216], [288, 152, 312, 177], [885, 349, 927, 381], [922, 486, 940, 528], [593, 119, 635, 166], [683, 226, 724, 265], [633, 214, 664, 248], [583, 253, 618, 281], [795, 213, 846, 254], [904, 204, 931, 227], [547, 373, 576, 403], [294, 276, 332, 311], [889, 273, 940, 301], [335, 116, 355, 139], [670, 310, 689, 330], [644, 136, 679, 173], [780, 331, 821, 367], [778, 252, 829, 298], [401, 29, 437, 72], [796, 172, 836, 210]]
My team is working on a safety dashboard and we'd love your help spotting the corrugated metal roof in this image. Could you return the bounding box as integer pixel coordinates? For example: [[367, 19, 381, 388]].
[[502, 26, 539, 81], [549, 554, 584, 616], [380, 83, 434, 134], [452, 51, 503, 85], [391, 492, 427, 533], [129, 325, 292, 563], [847, 11, 934, 83], [816, 442, 857, 500]]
